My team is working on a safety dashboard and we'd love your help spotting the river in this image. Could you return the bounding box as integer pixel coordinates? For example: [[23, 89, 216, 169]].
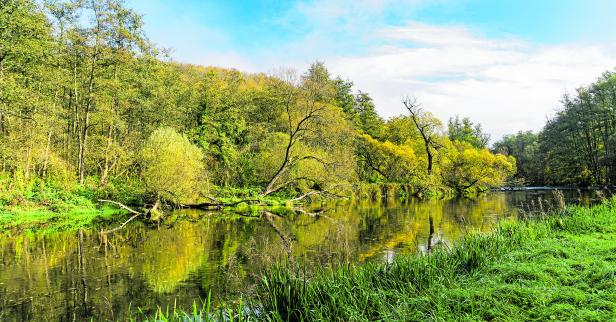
[[0, 189, 595, 320]]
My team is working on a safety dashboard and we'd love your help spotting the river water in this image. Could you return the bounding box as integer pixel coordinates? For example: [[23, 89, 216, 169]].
[[0, 189, 595, 320]]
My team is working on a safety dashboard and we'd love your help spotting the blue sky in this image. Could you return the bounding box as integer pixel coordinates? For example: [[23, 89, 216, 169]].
[[126, 0, 616, 138]]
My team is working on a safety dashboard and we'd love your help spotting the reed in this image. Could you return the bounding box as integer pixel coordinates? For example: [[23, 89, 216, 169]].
[[135, 198, 616, 321], [251, 199, 616, 321]]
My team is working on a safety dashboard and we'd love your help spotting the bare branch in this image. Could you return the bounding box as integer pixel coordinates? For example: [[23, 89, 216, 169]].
[[101, 213, 141, 234], [98, 199, 141, 215]]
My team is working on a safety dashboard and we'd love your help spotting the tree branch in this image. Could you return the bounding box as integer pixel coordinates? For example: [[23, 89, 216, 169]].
[[98, 199, 141, 215]]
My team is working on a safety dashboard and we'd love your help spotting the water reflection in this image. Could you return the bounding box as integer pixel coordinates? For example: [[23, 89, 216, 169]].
[[0, 190, 594, 320]]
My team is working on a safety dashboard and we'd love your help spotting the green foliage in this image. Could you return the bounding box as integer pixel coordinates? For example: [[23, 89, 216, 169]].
[[250, 199, 616, 321], [441, 141, 516, 193], [354, 92, 385, 139], [498, 71, 616, 186], [0, 0, 519, 223], [355, 133, 421, 183], [448, 115, 490, 148], [140, 127, 204, 204], [493, 131, 540, 185], [130, 291, 250, 322]]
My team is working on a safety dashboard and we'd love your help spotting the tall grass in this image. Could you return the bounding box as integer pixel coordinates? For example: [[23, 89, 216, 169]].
[[251, 199, 616, 321], [131, 291, 251, 322], [135, 199, 616, 321]]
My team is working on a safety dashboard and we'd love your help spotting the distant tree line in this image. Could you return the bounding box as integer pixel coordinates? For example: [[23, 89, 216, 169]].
[[494, 72, 616, 187]]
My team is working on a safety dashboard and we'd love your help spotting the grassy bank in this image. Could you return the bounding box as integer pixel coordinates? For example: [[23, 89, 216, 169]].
[[0, 183, 129, 233], [254, 200, 616, 321], [140, 198, 616, 321], [0, 202, 126, 234], [0, 182, 449, 234]]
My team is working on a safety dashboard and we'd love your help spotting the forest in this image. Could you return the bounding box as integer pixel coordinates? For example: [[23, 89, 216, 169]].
[[4, 1, 616, 321], [0, 0, 517, 217], [3, 0, 616, 218], [494, 71, 616, 187]]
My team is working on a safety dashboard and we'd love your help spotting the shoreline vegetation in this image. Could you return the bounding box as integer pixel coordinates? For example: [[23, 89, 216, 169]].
[[0, 182, 450, 234], [2, 0, 518, 232], [135, 196, 616, 321], [0, 182, 603, 234], [4, 0, 616, 234]]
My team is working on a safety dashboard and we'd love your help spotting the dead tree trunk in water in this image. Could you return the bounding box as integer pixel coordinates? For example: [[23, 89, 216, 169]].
[[427, 216, 435, 252]]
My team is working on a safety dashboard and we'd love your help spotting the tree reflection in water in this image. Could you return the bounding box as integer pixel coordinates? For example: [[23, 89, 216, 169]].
[[0, 190, 591, 320]]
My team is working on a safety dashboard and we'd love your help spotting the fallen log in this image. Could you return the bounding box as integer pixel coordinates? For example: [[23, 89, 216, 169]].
[[98, 200, 144, 234]]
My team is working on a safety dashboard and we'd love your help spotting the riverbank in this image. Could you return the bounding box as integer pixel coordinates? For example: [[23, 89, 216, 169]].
[[142, 197, 616, 321], [0, 183, 452, 234], [0, 203, 126, 234], [252, 199, 616, 321]]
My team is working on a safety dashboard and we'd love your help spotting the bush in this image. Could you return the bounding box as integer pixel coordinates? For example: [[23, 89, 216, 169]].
[[140, 127, 205, 204]]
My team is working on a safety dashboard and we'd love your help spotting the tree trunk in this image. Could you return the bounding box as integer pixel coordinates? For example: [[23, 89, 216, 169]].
[[100, 124, 112, 186], [0, 46, 4, 135], [43, 131, 52, 177], [101, 67, 117, 186], [24, 147, 31, 182], [263, 114, 295, 196], [0, 45, 4, 74], [426, 144, 433, 175], [78, 109, 89, 184], [78, 46, 98, 184]]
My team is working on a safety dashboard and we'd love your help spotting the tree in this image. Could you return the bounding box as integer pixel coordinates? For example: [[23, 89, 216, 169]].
[[189, 68, 251, 187], [403, 97, 442, 175], [262, 73, 325, 196], [140, 127, 204, 205], [492, 131, 540, 184], [333, 77, 355, 119], [448, 116, 490, 148], [0, 0, 60, 183], [355, 134, 420, 183], [383, 116, 419, 145], [354, 92, 384, 139], [260, 63, 355, 196], [518, 72, 616, 186], [441, 142, 516, 193]]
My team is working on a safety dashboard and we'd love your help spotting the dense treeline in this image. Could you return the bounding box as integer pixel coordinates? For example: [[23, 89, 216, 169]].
[[0, 0, 514, 212], [495, 71, 616, 187]]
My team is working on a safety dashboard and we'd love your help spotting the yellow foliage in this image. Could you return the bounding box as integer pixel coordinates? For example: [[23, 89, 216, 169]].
[[140, 127, 205, 203], [356, 134, 422, 183], [441, 142, 516, 192]]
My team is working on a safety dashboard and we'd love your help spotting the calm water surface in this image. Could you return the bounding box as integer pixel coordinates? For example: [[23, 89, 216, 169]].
[[0, 190, 594, 320]]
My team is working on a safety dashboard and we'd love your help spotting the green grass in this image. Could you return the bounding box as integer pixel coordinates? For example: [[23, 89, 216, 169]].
[[129, 291, 250, 322], [250, 200, 616, 321], [0, 179, 129, 234], [0, 204, 126, 234], [134, 199, 616, 321]]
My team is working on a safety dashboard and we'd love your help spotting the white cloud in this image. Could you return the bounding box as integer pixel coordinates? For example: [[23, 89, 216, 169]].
[[136, 0, 616, 141], [328, 22, 616, 140]]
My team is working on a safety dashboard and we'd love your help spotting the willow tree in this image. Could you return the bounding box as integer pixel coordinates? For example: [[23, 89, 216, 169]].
[[355, 134, 419, 183], [441, 142, 516, 193], [140, 127, 204, 207]]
